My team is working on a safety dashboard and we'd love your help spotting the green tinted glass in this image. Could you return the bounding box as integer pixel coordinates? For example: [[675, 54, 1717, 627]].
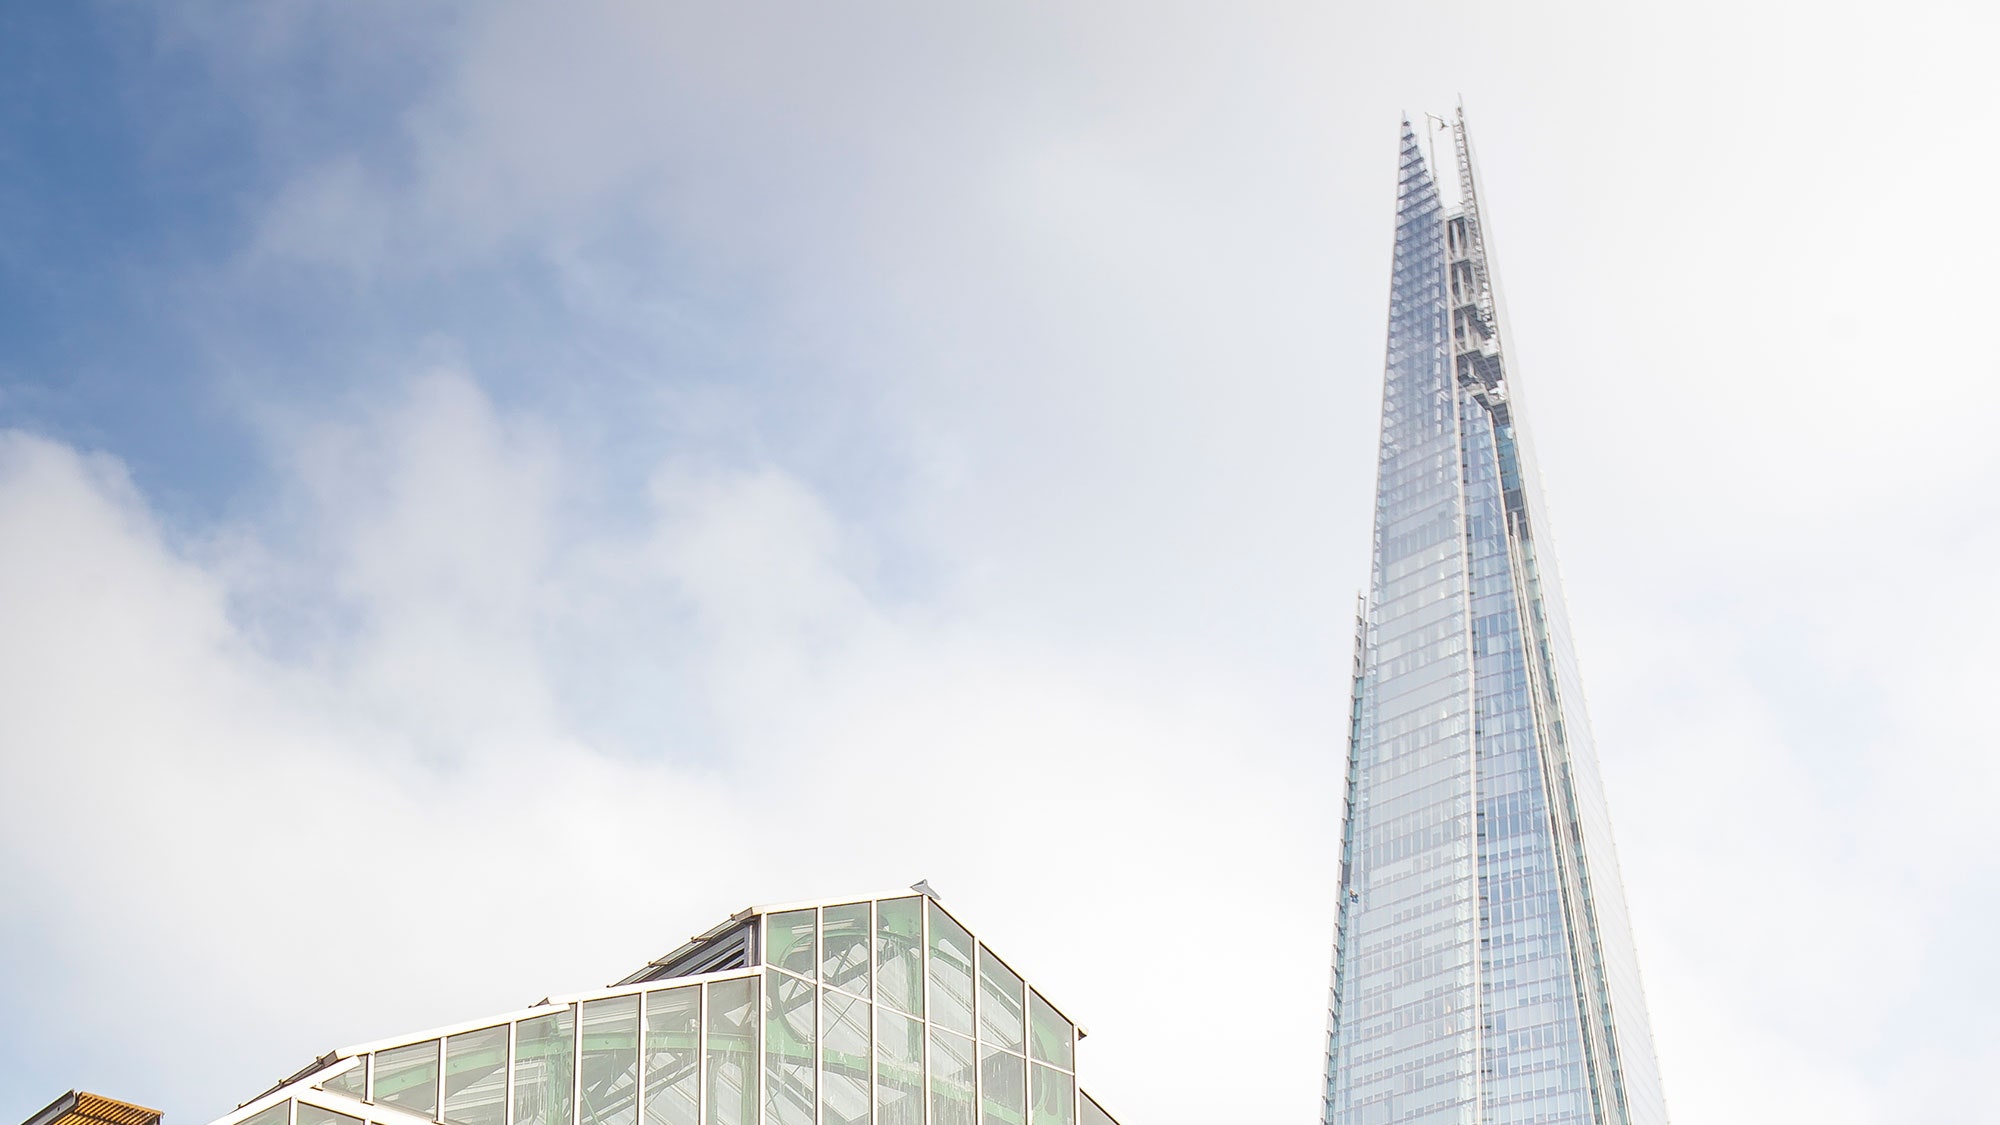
[[515, 1010, 575, 1125], [644, 987, 700, 1125], [929, 1030, 975, 1125], [820, 902, 871, 999], [820, 988, 871, 1125], [875, 897, 923, 1017], [444, 1026, 509, 1125], [1029, 1065, 1073, 1125], [979, 1046, 1024, 1125], [1027, 992, 1073, 1070], [764, 970, 815, 1125], [927, 901, 974, 1036], [766, 910, 817, 978], [706, 978, 757, 1125], [377, 1040, 440, 1118], [875, 1008, 923, 1125], [581, 996, 640, 1125], [977, 947, 1025, 1053]]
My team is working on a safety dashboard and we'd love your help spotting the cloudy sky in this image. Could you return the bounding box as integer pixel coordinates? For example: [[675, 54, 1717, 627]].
[[2, 3, 1996, 1124]]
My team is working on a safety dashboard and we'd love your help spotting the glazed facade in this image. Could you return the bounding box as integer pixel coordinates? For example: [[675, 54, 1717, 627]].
[[1320, 115, 1670, 1125], [210, 893, 1120, 1125]]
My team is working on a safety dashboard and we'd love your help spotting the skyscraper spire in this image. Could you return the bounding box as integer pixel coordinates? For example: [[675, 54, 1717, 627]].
[[1321, 116, 1669, 1125]]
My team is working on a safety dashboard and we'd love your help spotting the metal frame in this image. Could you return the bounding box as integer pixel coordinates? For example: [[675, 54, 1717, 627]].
[[200, 890, 1103, 1125]]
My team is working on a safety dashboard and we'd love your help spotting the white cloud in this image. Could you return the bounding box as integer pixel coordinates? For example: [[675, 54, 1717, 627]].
[[8, 2, 2000, 1123]]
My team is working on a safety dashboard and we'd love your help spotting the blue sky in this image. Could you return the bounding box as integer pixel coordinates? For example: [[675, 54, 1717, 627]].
[[3, 3, 1999, 1125]]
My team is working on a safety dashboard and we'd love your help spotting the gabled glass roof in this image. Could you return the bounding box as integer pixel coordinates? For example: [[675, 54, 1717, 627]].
[[205, 885, 1121, 1125]]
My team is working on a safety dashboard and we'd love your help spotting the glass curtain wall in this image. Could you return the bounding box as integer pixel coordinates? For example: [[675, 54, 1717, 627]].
[[1324, 114, 1673, 1125]]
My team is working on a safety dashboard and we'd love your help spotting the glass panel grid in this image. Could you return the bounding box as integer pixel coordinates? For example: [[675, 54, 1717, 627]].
[[515, 1010, 575, 1125], [644, 986, 701, 1125], [875, 1007, 922, 1125], [444, 1026, 509, 1125], [1028, 1065, 1073, 1125], [978, 1046, 1024, 1125], [377, 1040, 440, 1119], [582, 996, 641, 1125], [821, 903, 872, 1000], [1025, 994, 1071, 1071], [875, 898, 923, 1018], [706, 977, 758, 1125], [763, 970, 814, 1125], [976, 948, 1024, 1055], [766, 911, 817, 980], [820, 987, 871, 1125], [926, 902, 974, 1037]]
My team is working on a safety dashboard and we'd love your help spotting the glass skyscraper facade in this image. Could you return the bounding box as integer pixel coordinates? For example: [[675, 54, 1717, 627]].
[[201, 890, 1121, 1125], [1321, 114, 1670, 1125]]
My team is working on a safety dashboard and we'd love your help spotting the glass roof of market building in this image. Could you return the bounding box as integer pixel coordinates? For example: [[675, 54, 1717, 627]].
[[209, 888, 1121, 1125]]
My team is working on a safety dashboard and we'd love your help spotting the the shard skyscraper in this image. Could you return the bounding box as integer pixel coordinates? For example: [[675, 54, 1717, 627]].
[[1321, 112, 1669, 1125]]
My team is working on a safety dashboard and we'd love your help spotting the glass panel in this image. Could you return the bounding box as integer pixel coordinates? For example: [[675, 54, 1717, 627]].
[[705, 977, 758, 1125], [1029, 1065, 1073, 1125], [766, 910, 817, 978], [319, 1061, 366, 1100], [644, 987, 700, 1125], [820, 988, 871, 1125], [926, 901, 974, 1036], [821, 902, 871, 999], [377, 1040, 441, 1119], [875, 1007, 923, 1125], [444, 1026, 510, 1125], [1027, 993, 1072, 1070], [297, 1107, 362, 1125], [1078, 1093, 1118, 1125], [874, 897, 923, 1017], [976, 948, 1025, 1053], [764, 970, 815, 1125], [978, 1047, 1024, 1125], [516, 1010, 576, 1125], [929, 1030, 975, 1125], [241, 1105, 289, 1125], [582, 996, 640, 1125]]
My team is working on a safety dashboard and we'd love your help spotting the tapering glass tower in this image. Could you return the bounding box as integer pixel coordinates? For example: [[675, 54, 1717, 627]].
[[1321, 113, 1669, 1125]]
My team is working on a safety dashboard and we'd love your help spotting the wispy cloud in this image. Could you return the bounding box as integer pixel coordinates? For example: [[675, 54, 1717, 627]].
[[3, 2, 1998, 1123]]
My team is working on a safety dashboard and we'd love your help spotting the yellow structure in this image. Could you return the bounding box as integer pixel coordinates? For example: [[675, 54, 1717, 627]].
[[21, 1093, 162, 1125]]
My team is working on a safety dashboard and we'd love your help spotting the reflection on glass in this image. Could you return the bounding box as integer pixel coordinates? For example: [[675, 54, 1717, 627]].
[[927, 901, 974, 1036], [766, 910, 817, 978], [1027, 993, 1072, 1070], [1029, 1065, 1073, 1125], [977, 947, 1025, 1054], [444, 1026, 509, 1125], [706, 977, 758, 1125], [297, 1106, 362, 1125], [319, 1061, 365, 1100], [644, 987, 699, 1125], [582, 996, 640, 1125], [929, 1030, 975, 1125], [978, 1046, 1024, 1125], [515, 1010, 576, 1125], [875, 1008, 923, 1125], [821, 902, 871, 999], [820, 988, 871, 1125], [875, 898, 923, 1017], [764, 970, 815, 1125], [376, 1040, 440, 1118]]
